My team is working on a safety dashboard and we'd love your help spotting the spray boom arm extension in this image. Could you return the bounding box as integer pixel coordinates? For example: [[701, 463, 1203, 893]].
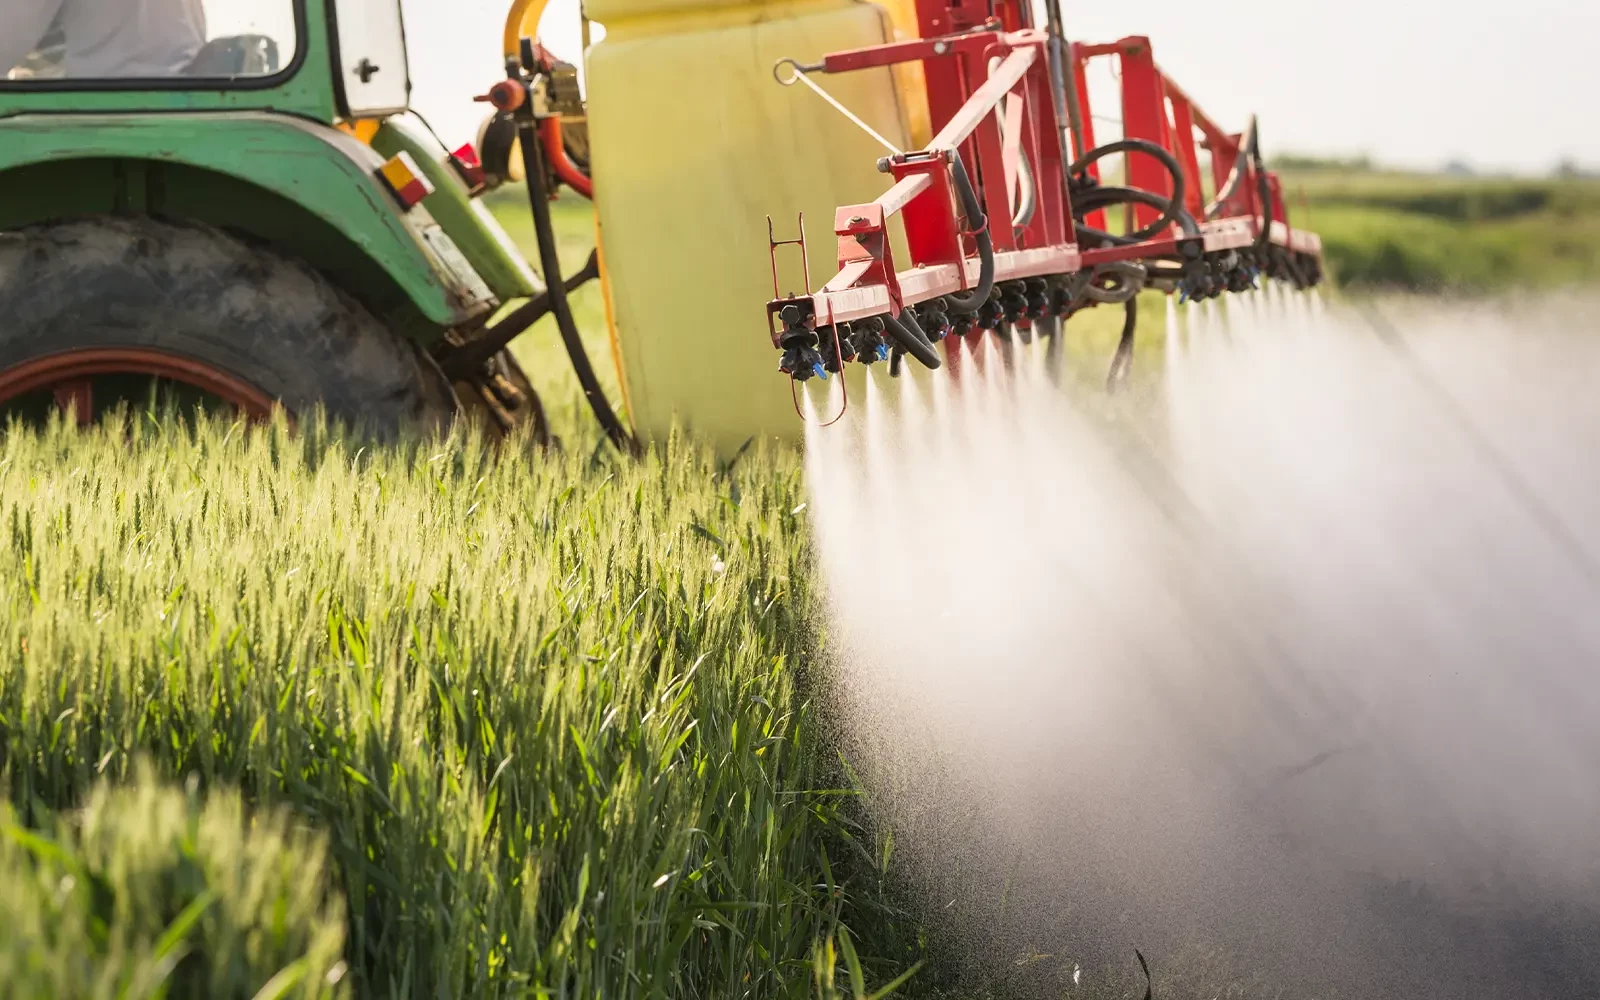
[[765, 13, 1325, 385]]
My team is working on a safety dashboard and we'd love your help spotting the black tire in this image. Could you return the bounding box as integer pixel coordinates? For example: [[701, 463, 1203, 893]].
[[0, 216, 457, 431]]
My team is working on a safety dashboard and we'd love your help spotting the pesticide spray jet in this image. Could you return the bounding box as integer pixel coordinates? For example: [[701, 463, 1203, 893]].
[[804, 289, 1600, 1000]]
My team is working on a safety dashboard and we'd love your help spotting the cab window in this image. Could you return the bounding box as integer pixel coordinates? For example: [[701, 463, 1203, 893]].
[[5, 0, 299, 83]]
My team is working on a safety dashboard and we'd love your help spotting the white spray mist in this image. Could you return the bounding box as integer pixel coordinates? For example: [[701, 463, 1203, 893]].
[[804, 291, 1600, 999]]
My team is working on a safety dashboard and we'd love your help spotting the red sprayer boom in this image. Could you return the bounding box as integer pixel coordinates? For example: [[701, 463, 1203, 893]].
[[764, 0, 1323, 386]]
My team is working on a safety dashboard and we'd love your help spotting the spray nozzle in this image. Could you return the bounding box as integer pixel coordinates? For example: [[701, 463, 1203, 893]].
[[1000, 281, 1030, 324], [817, 324, 854, 373], [916, 304, 952, 343], [1178, 258, 1220, 303], [848, 317, 891, 365], [977, 296, 1006, 331], [779, 338, 827, 381], [1024, 278, 1051, 318]]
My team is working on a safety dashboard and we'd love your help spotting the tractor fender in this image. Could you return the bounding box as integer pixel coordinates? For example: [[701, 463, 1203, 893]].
[[0, 111, 497, 345]]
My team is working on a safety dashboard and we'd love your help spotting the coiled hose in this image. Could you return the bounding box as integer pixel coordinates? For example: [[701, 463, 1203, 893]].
[[1057, 138, 1184, 392], [1074, 186, 1200, 245], [1068, 138, 1192, 245]]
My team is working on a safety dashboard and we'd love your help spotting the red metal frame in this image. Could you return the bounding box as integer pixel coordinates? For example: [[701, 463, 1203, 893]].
[[1071, 37, 1292, 232], [766, 6, 1323, 359]]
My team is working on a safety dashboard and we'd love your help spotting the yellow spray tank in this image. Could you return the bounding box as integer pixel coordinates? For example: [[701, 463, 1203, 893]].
[[574, 0, 922, 450]]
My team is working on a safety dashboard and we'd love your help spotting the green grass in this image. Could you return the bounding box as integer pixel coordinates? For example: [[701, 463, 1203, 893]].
[[1, 768, 349, 998], [1281, 169, 1600, 291], [0, 406, 926, 998]]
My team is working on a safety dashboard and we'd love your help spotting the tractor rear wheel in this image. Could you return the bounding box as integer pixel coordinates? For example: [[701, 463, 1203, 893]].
[[0, 216, 456, 431]]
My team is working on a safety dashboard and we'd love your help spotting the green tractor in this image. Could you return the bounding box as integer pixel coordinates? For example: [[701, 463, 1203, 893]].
[[0, 0, 628, 446]]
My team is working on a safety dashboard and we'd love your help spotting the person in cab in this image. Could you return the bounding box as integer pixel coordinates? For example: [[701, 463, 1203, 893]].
[[3, 0, 207, 79]]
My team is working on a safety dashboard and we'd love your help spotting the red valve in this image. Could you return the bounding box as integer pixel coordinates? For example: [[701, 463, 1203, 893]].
[[475, 80, 527, 113]]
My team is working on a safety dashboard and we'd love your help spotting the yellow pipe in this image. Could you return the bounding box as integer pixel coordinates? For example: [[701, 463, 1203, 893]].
[[503, 0, 552, 57]]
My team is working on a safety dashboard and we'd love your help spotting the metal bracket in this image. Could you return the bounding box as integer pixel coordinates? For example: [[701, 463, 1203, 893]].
[[834, 204, 903, 315]]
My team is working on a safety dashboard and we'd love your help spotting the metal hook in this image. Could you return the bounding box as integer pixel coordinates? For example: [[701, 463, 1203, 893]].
[[772, 57, 822, 86]]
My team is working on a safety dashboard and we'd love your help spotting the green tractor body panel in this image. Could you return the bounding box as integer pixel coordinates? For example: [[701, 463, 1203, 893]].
[[371, 117, 544, 302], [0, 0, 539, 345], [0, 113, 497, 343]]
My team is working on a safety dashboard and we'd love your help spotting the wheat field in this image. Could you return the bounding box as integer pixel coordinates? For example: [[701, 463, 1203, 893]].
[[0, 407, 917, 998]]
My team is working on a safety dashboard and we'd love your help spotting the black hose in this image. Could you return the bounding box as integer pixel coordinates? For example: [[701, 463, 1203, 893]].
[[1075, 186, 1199, 232], [1083, 260, 1147, 305], [516, 115, 639, 455], [882, 310, 943, 371], [944, 150, 995, 315], [1142, 262, 1187, 282], [1252, 145, 1275, 251], [1043, 0, 1085, 177], [1105, 297, 1137, 392], [1073, 186, 1200, 246], [1069, 138, 1187, 242]]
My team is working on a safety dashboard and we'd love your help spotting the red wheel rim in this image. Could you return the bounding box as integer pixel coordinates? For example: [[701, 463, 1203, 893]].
[[0, 349, 278, 425]]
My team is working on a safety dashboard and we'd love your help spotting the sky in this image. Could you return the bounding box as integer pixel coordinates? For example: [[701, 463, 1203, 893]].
[[400, 0, 1599, 175]]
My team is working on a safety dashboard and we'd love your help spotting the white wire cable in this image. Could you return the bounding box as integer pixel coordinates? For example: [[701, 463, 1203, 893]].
[[775, 58, 903, 156]]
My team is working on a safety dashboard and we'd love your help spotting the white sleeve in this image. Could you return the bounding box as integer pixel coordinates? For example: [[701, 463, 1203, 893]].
[[0, 0, 67, 74]]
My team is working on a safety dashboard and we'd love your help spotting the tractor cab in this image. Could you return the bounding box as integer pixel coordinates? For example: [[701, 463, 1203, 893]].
[[9, 15, 285, 81], [5, 1, 411, 119]]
